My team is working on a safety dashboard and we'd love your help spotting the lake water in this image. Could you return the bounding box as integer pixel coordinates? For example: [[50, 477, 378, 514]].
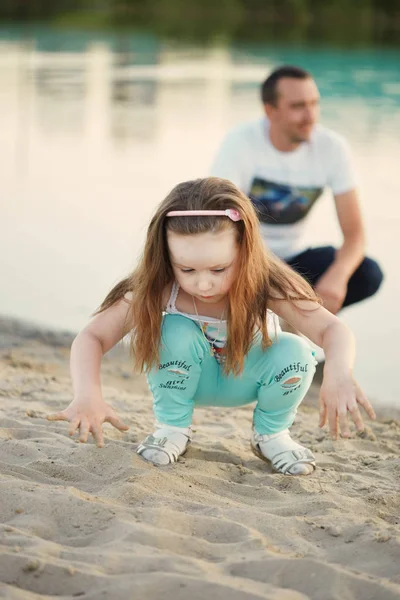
[[1, 26, 400, 408]]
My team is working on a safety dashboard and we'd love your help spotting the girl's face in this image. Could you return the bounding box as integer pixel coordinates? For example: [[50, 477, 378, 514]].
[[167, 227, 239, 304]]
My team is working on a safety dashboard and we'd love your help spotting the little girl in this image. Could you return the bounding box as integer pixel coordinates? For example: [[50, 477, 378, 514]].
[[48, 177, 375, 475]]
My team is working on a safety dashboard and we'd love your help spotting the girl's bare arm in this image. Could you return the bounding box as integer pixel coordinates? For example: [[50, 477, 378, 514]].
[[269, 298, 375, 438], [71, 298, 131, 400], [48, 298, 132, 447], [269, 298, 355, 370]]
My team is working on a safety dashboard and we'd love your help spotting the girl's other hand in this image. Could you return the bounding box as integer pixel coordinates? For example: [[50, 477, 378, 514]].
[[47, 397, 130, 448], [319, 374, 376, 439]]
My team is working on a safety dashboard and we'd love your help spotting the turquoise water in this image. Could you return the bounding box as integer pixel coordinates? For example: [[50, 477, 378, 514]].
[[1, 26, 399, 407]]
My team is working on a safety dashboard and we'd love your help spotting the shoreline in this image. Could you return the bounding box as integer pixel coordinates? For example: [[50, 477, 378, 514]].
[[1, 314, 399, 599]]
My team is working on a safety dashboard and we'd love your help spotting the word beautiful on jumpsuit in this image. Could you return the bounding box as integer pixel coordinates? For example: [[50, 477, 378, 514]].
[[274, 361, 309, 382]]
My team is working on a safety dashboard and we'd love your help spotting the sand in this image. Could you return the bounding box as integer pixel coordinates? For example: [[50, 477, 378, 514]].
[[0, 316, 399, 600]]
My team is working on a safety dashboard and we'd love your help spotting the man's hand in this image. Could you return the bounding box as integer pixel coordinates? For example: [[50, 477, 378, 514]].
[[315, 269, 348, 314]]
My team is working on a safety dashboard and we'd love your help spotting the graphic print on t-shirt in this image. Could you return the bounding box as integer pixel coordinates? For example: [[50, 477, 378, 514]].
[[249, 177, 323, 225]]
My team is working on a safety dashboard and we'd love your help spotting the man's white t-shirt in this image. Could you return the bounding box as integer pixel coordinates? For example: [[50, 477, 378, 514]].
[[210, 118, 356, 259]]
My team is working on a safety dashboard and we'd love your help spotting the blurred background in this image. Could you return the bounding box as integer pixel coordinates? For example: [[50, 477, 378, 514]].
[[1, 0, 399, 407]]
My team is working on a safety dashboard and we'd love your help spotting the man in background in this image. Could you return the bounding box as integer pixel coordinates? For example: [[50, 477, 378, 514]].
[[210, 65, 383, 314]]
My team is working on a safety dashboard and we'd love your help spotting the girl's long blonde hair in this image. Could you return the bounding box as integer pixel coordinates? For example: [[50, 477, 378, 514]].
[[97, 177, 319, 375]]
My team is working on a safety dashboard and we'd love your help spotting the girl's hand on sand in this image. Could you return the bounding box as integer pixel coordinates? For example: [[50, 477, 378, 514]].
[[47, 398, 129, 448], [319, 374, 376, 439]]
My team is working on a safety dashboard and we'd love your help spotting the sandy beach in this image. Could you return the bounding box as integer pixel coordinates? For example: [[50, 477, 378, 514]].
[[0, 316, 399, 600]]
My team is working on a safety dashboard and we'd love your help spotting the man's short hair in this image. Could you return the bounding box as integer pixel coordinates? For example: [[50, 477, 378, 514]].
[[261, 65, 312, 106]]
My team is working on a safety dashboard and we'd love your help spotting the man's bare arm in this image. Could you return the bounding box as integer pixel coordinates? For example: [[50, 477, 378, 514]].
[[332, 188, 365, 280], [314, 189, 366, 313]]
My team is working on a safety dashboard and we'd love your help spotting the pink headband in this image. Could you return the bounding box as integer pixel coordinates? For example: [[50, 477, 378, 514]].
[[166, 209, 242, 222]]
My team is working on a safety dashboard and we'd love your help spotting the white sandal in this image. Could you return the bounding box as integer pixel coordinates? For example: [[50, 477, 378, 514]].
[[137, 425, 192, 466], [251, 428, 316, 476]]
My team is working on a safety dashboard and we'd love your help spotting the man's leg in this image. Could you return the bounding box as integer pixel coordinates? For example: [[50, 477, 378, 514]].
[[286, 246, 383, 308]]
